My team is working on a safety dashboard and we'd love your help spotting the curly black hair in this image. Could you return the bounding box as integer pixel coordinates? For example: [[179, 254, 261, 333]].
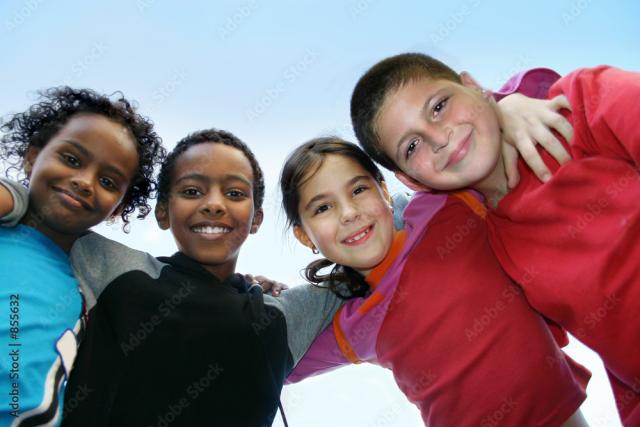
[[0, 86, 166, 230], [157, 129, 265, 211]]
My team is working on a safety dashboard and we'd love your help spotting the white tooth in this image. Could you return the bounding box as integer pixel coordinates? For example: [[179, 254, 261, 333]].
[[346, 228, 369, 243], [193, 226, 230, 234]]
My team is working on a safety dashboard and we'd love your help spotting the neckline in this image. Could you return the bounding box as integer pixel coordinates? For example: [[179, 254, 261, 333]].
[[365, 230, 407, 289]]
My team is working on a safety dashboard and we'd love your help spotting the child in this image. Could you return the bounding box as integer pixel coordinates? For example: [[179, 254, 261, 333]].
[[0, 87, 165, 426], [282, 137, 590, 427], [1, 129, 343, 426], [350, 52, 640, 425]]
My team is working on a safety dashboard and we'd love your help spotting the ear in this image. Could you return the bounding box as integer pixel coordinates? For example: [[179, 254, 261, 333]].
[[459, 71, 482, 89], [24, 146, 41, 177], [394, 170, 432, 193], [460, 71, 492, 99], [155, 202, 170, 230], [250, 208, 264, 234], [293, 225, 315, 250]]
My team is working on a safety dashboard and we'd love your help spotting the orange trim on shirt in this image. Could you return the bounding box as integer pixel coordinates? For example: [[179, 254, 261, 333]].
[[356, 291, 384, 316], [332, 308, 362, 364], [332, 231, 407, 363], [452, 191, 487, 219], [365, 230, 407, 289]]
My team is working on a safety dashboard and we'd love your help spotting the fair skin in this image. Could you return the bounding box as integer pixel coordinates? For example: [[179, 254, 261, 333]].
[[375, 75, 589, 427], [376, 74, 571, 207], [20, 113, 139, 252], [155, 142, 263, 281], [293, 154, 394, 277], [290, 151, 588, 427]]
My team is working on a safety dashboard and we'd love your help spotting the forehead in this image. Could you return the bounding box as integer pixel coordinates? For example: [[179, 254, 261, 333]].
[[379, 78, 453, 120], [57, 113, 134, 145], [173, 142, 254, 183], [300, 154, 370, 194]]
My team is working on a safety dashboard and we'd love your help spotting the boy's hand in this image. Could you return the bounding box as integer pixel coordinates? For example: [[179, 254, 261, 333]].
[[0, 182, 15, 217], [244, 274, 289, 296], [498, 93, 574, 187]]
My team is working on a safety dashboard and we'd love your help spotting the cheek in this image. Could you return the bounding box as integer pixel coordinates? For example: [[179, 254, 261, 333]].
[[302, 219, 334, 252]]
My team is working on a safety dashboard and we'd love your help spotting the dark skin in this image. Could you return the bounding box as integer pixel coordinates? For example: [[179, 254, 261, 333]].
[[20, 113, 139, 253], [155, 142, 263, 281]]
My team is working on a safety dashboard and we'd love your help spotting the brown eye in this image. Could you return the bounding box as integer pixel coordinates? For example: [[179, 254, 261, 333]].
[[61, 153, 80, 167], [433, 98, 448, 117], [181, 187, 202, 197]]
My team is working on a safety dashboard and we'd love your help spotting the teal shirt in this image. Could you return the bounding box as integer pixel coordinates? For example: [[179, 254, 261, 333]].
[[0, 225, 83, 427]]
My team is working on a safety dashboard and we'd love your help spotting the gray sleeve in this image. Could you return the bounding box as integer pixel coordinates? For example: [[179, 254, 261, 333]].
[[70, 232, 166, 309], [263, 284, 343, 366], [392, 191, 412, 230], [0, 178, 29, 227]]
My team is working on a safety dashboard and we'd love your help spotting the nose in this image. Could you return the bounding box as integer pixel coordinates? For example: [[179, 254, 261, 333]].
[[426, 126, 452, 154], [340, 201, 360, 225], [70, 172, 93, 196], [200, 189, 226, 217]]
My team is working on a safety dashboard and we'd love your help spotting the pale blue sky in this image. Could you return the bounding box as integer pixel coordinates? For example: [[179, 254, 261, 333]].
[[1, 1, 638, 425]]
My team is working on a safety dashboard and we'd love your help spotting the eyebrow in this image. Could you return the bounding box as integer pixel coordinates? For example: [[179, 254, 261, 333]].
[[303, 175, 371, 212], [61, 139, 128, 180], [174, 173, 252, 187]]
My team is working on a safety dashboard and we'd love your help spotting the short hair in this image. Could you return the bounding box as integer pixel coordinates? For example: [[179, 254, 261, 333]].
[[0, 86, 165, 229], [157, 129, 265, 211], [351, 53, 461, 170]]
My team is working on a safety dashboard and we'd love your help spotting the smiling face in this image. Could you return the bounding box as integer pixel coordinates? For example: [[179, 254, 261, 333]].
[[375, 75, 503, 192], [23, 113, 139, 251], [294, 154, 394, 277], [155, 142, 263, 280]]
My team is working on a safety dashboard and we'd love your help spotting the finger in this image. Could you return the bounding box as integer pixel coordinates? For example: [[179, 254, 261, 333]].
[[532, 124, 571, 164], [543, 110, 574, 144], [519, 143, 552, 182], [548, 95, 572, 112], [502, 143, 520, 189], [244, 273, 256, 283]]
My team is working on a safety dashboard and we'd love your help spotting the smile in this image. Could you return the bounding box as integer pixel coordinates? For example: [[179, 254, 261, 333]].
[[342, 225, 374, 246], [191, 225, 232, 235], [53, 187, 93, 211]]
